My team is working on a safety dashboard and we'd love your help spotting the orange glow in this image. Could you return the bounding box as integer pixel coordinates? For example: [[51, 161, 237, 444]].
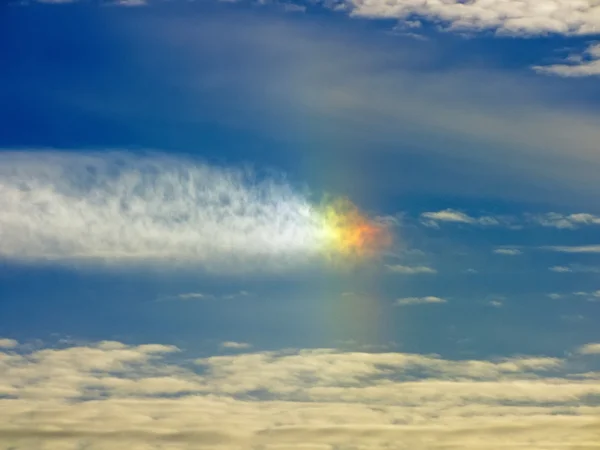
[[319, 197, 391, 260]]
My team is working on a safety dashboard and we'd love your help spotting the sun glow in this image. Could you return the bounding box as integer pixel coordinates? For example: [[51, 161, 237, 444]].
[[317, 197, 392, 260]]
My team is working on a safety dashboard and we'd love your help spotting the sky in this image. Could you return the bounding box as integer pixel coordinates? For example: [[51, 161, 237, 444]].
[[1, 0, 600, 449]]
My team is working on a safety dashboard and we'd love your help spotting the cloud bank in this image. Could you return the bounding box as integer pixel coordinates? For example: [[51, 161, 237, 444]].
[[0, 339, 599, 449], [0, 151, 387, 272]]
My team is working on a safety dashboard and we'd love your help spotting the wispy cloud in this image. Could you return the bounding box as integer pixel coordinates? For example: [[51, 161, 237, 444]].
[[220, 341, 252, 350], [421, 210, 600, 230], [420, 209, 501, 228], [550, 264, 600, 273], [385, 265, 436, 275], [526, 211, 600, 228], [493, 248, 522, 256], [394, 296, 446, 306], [345, 0, 600, 37], [541, 245, 600, 254], [549, 266, 572, 273], [0, 152, 386, 273], [573, 291, 600, 302], [533, 43, 600, 77], [176, 292, 214, 300], [160, 291, 252, 302]]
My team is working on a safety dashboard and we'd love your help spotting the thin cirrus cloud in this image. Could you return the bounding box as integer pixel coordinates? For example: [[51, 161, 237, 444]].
[[0, 151, 387, 273], [0, 338, 599, 449]]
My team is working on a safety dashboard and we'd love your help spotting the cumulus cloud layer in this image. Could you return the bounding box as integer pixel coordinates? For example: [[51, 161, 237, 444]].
[[0, 152, 381, 272], [346, 0, 600, 36], [0, 339, 600, 449]]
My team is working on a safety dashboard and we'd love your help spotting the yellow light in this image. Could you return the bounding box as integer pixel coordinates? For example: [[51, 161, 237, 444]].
[[319, 197, 391, 260]]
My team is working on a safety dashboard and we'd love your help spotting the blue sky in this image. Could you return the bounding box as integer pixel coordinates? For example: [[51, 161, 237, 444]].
[[1, 1, 600, 449]]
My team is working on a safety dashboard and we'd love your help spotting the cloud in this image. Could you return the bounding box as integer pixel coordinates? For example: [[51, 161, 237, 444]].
[[527, 211, 600, 228], [489, 300, 503, 308], [549, 264, 600, 273], [420, 209, 501, 228], [0, 338, 599, 449], [421, 210, 600, 230], [547, 293, 563, 300], [385, 264, 437, 275], [0, 339, 18, 349], [534, 43, 600, 77], [541, 245, 600, 253], [14, 12, 600, 208], [394, 296, 446, 306], [578, 343, 600, 355], [572, 291, 600, 302], [113, 0, 147, 5], [0, 152, 388, 273], [493, 248, 522, 256], [220, 341, 252, 350], [176, 292, 214, 300], [345, 0, 600, 36], [549, 266, 572, 273]]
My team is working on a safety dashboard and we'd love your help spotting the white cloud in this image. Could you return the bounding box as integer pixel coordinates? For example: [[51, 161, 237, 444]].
[[345, 0, 600, 36], [527, 211, 600, 228], [534, 43, 600, 77], [395, 296, 446, 306], [541, 245, 600, 253], [572, 291, 600, 302], [113, 0, 147, 5], [421, 210, 600, 230], [0, 152, 385, 273], [176, 292, 214, 300], [1, 338, 599, 449], [493, 248, 522, 256], [385, 264, 437, 275], [420, 209, 501, 227], [548, 264, 600, 273], [578, 343, 600, 355], [489, 300, 503, 308], [547, 293, 563, 299], [550, 266, 572, 272], [220, 341, 252, 350]]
